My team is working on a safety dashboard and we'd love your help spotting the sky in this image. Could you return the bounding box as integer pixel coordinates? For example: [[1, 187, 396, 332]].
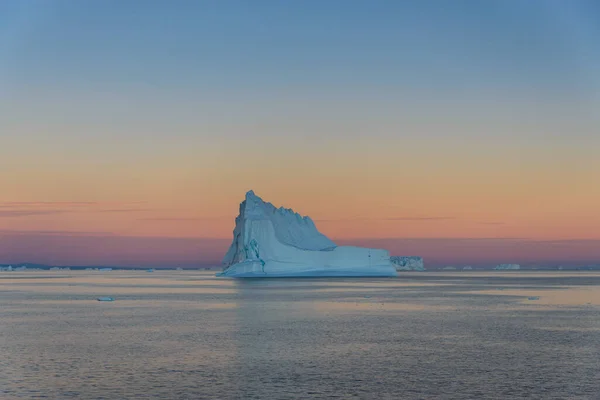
[[1, 0, 599, 267]]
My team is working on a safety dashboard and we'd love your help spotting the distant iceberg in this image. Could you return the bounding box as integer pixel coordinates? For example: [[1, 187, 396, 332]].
[[391, 256, 425, 271], [217, 191, 398, 278], [494, 264, 520, 270], [1, 265, 41, 271]]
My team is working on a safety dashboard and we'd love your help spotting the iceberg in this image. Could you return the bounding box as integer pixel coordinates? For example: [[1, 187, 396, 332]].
[[390, 256, 425, 271], [494, 264, 520, 270], [218, 190, 398, 278]]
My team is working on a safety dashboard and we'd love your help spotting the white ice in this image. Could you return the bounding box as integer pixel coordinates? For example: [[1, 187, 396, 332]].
[[218, 191, 398, 278]]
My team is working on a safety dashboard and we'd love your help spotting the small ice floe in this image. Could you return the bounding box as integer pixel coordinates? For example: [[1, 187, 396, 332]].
[[527, 296, 540, 301], [97, 297, 115, 302], [146, 268, 154, 272]]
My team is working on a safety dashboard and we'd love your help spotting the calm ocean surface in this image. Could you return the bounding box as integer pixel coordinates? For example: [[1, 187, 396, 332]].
[[1, 271, 599, 399]]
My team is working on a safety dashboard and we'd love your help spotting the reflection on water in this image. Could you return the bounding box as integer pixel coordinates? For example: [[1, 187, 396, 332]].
[[464, 287, 600, 306], [1, 271, 599, 399]]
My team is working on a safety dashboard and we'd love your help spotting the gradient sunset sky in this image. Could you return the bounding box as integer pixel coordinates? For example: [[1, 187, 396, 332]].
[[1, 1, 599, 267]]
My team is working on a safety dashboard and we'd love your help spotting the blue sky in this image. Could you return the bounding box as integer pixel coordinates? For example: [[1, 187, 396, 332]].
[[2, 0, 599, 148], [2, 0, 599, 95]]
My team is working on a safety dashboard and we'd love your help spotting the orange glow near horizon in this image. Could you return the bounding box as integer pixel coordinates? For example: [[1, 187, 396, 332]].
[[2, 92, 600, 267], [2, 167, 600, 242], [2, 134, 600, 266]]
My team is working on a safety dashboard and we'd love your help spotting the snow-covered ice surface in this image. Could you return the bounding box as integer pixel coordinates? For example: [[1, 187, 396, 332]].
[[218, 191, 397, 278]]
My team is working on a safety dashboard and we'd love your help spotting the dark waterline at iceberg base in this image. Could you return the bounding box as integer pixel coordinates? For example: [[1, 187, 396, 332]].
[[1, 271, 599, 399], [216, 269, 400, 278]]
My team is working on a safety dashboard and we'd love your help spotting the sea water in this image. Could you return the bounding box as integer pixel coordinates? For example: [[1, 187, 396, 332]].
[[1, 271, 599, 399]]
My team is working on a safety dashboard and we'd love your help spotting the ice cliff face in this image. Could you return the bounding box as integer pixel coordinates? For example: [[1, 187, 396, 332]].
[[390, 256, 425, 271], [219, 191, 397, 277]]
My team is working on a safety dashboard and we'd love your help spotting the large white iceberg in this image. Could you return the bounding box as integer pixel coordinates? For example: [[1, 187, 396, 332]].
[[217, 191, 398, 278]]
